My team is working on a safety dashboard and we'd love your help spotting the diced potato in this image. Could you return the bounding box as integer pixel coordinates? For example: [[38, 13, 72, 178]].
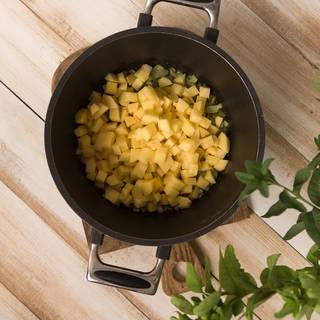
[[85, 157, 96, 173], [218, 132, 230, 153], [187, 85, 199, 97], [118, 82, 128, 92], [96, 170, 108, 184], [105, 81, 118, 95], [101, 122, 117, 132], [182, 119, 195, 137], [199, 86, 210, 98], [190, 186, 201, 200], [158, 155, 174, 174], [214, 159, 229, 171], [181, 184, 192, 194], [170, 84, 184, 96], [179, 138, 194, 152], [216, 148, 227, 159], [199, 128, 210, 138], [109, 108, 121, 122], [105, 73, 118, 82], [119, 92, 138, 106], [132, 78, 144, 91], [105, 187, 120, 205], [204, 170, 215, 184], [142, 111, 159, 124], [178, 196, 192, 208], [215, 116, 223, 127], [134, 64, 152, 82], [190, 109, 202, 124], [158, 119, 172, 134], [124, 116, 136, 127], [91, 118, 104, 133], [163, 183, 179, 197], [196, 176, 210, 189], [86, 171, 96, 181], [131, 162, 148, 179], [75, 108, 88, 124], [106, 173, 122, 186], [199, 117, 211, 129], [175, 98, 189, 113], [207, 146, 218, 156], [174, 73, 186, 85], [127, 102, 139, 114], [199, 162, 210, 171], [74, 125, 88, 137], [78, 135, 91, 149], [102, 95, 119, 109], [206, 155, 220, 166], [117, 72, 127, 84], [89, 103, 100, 116], [200, 135, 215, 149], [158, 77, 172, 87]]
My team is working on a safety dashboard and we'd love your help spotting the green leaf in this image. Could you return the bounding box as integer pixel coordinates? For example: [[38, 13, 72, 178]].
[[186, 263, 202, 293], [303, 213, 320, 244], [299, 271, 320, 299], [274, 298, 299, 318], [314, 135, 320, 150], [204, 257, 214, 294], [170, 317, 179, 320], [263, 200, 287, 218], [258, 180, 269, 197], [267, 253, 281, 270], [293, 167, 311, 194], [308, 169, 320, 206], [177, 313, 192, 320], [268, 266, 298, 289], [313, 208, 320, 231], [193, 292, 220, 317], [309, 153, 320, 170], [315, 82, 320, 93], [283, 222, 305, 240], [244, 160, 263, 179], [307, 244, 320, 266], [219, 245, 257, 296], [231, 299, 244, 316], [171, 295, 193, 314], [260, 268, 269, 285], [239, 183, 259, 200], [191, 296, 202, 306], [246, 288, 275, 320], [235, 172, 256, 184], [279, 190, 307, 212], [261, 158, 274, 175]]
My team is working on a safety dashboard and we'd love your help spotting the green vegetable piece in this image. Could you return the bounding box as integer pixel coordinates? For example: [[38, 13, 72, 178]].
[[171, 295, 194, 314], [150, 64, 169, 80], [274, 298, 299, 318], [186, 263, 202, 293], [186, 74, 198, 86], [206, 104, 223, 114]]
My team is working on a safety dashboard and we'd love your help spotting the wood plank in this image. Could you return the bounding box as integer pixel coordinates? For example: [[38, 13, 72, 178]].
[[0, 283, 38, 320], [0, 179, 149, 320], [240, 0, 320, 67]]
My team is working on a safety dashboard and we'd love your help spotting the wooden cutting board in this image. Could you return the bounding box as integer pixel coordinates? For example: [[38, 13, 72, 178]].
[[52, 49, 251, 296]]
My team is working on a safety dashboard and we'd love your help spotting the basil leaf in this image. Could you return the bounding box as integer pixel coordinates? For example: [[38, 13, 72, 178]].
[[279, 190, 307, 212], [303, 213, 320, 244], [231, 299, 244, 316], [299, 272, 320, 299], [204, 257, 214, 294], [186, 263, 202, 293], [235, 172, 256, 184], [219, 245, 257, 296], [293, 167, 311, 194], [193, 292, 220, 317], [307, 244, 320, 266], [246, 288, 275, 320], [261, 158, 274, 175], [171, 295, 193, 314], [191, 296, 202, 306], [308, 169, 320, 206], [274, 298, 299, 318], [268, 266, 298, 289], [244, 160, 263, 179], [267, 253, 281, 270], [313, 208, 320, 232], [283, 222, 305, 240], [263, 200, 287, 218], [309, 153, 320, 170], [258, 180, 269, 197], [260, 268, 269, 285], [239, 183, 259, 200]]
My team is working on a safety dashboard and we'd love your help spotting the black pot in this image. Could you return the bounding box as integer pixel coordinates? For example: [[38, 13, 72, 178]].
[[45, 0, 264, 294]]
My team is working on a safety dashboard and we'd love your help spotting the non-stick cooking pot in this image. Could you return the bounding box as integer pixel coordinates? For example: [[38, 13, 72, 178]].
[[45, 0, 264, 295]]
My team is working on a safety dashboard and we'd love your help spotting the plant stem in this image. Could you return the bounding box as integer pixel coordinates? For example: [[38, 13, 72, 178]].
[[274, 182, 320, 211]]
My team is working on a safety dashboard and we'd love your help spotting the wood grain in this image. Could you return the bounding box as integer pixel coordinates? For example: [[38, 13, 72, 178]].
[[0, 283, 38, 320]]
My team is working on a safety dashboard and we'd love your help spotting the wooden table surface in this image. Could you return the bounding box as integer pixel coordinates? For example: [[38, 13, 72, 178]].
[[0, 0, 319, 319]]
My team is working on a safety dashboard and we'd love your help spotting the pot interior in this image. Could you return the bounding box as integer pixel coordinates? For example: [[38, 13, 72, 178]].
[[46, 28, 263, 245]]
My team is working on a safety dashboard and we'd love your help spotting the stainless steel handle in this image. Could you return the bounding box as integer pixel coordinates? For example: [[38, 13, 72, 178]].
[[87, 229, 171, 295], [143, 0, 221, 28]]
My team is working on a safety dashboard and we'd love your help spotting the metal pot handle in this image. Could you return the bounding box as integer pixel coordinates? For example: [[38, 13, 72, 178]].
[[87, 228, 171, 295], [138, 0, 221, 43]]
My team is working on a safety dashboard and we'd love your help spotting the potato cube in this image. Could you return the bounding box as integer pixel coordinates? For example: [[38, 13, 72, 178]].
[[127, 102, 139, 114], [89, 103, 100, 116], [134, 64, 152, 82], [132, 162, 148, 179], [86, 171, 96, 181], [170, 84, 184, 96], [196, 176, 210, 189], [140, 179, 154, 196], [119, 150, 130, 162], [105, 187, 120, 205], [120, 183, 134, 200], [134, 108, 144, 120], [175, 98, 189, 113], [78, 135, 91, 149], [153, 147, 168, 165], [108, 155, 119, 168], [214, 159, 229, 171], [105, 73, 118, 82], [158, 155, 174, 174], [215, 116, 223, 127], [216, 148, 227, 159], [106, 173, 122, 186], [126, 73, 136, 85], [74, 125, 88, 137], [93, 104, 108, 120], [179, 139, 194, 152], [137, 148, 154, 164], [158, 119, 172, 134], [206, 155, 220, 166], [85, 157, 96, 173], [178, 196, 192, 209], [183, 177, 197, 185], [188, 85, 199, 97], [142, 111, 159, 124], [199, 86, 210, 98], [158, 77, 172, 87], [207, 146, 218, 156], [199, 117, 211, 129], [119, 92, 138, 106], [75, 108, 88, 124], [218, 132, 230, 153], [181, 184, 192, 194], [124, 116, 136, 127], [163, 184, 179, 198], [204, 170, 215, 184], [105, 81, 118, 95], [117, 72, 127, 84], [115, 124, 129, 136], [90, 118, 104, 133], [109, 108, 121, 122], [190, 186, 201, 200], [101, 122, 117, 132], [147, 139, 161, 150], [97, 160, 110, 172], [199, 162, 210, 171], [182, 119, 195, 137], [200, 135, 215, 149], [102, 95, 119, 109], [104, 132, 116, 148], [96, 170, 107, 184], [132, 78, 144, 91], [170, 145, 180, 156]]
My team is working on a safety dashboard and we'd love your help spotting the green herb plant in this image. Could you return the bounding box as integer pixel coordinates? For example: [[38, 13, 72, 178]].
[[170, 84, 320, 320]]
